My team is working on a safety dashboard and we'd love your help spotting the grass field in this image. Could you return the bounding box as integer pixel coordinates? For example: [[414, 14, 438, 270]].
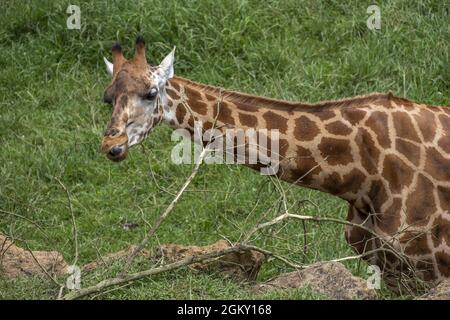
[[0, 0, 448, 299]]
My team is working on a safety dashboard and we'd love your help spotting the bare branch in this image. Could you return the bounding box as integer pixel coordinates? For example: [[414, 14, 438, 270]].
[[121, 147, 210, 274], [55, 177, 79, 266], [62, 244, 249, 300], [21, 240, 64, 288]]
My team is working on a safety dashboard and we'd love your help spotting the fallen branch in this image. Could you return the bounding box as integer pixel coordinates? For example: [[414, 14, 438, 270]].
[[61, 244, 249, 300]]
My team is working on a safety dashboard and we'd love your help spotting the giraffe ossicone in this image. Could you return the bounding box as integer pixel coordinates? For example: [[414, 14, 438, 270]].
[[100, 36, 450, 293]]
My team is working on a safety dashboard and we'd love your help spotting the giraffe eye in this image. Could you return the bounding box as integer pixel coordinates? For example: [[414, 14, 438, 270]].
[[144, 88, 158, 100]]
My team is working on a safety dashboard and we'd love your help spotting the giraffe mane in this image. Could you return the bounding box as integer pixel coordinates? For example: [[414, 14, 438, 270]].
[[173, 76, 416, 112]]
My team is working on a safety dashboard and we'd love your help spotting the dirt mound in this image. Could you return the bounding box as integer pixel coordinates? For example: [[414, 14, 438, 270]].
[[0, 234, 68, 278], [417, 280, 450, 300], [253, 261, 377, 300], [154, 240, 265, 281]]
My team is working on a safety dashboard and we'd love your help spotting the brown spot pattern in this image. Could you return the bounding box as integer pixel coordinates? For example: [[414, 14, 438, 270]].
[[341, 108, 366, 125], [392, 111, 421, 142], [368, 180, 389, 210], [431, 215, 450, 248], [405, 174, 435, 225], [318, 138, 353, 166], [214, 103, 235, 125], [382, 154, 414, 194], [438, 135, 450, 153], [325, 121, 352, 136], [262, 111, 288, 133], [341, 168, 366, 194], [439, 114, 450, 130], [414, 109, 436, 142], [376, 197, 402, 234], [315, 109, 336, 121], [356, 127, 380, 175], [435, 251, 450, 277], [424, 147, 450, 181], [345, 208, 373, 255], [294, 116, 319, 141], [402, 231, 430, 256], [175, 104, 187, 124], [166, 87, 181, 100], [185, 86, 203, 103], [239, 113, 258, 127], [396, 139, 421, 167], [365, 111, 391, 148], [437, 185, 450, 212], [293, 146, 319, 184], [193, 101, 208, 116]]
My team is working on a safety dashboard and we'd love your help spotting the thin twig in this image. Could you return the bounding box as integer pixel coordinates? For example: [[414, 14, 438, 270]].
[[245, 211, 412, 270], [121, 147, 210, 274], [22, 241, 64, 288], [239, 244, 301, 269], [55, 177, 79, 266]]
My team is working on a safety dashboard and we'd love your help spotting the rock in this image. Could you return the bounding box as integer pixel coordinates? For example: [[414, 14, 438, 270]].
[[417, 280, 450, 300], [154, 240, 265, 282], [253, 261, 377, 300], [0, 234, 68, 278]]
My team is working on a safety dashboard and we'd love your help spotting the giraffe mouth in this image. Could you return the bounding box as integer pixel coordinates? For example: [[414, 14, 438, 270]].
[[106, 143, 129, 162], [101, 133, 129, 162]]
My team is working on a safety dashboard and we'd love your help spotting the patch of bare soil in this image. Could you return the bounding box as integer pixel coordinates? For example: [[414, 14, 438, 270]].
[[253, 261, 377, 300], [153, 240, 266, 282], [417, 280, 450, 300], [0, 234, 68, 278]]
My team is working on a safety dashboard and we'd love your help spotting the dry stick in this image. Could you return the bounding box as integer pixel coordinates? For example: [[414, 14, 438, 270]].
[[245, 211, 411, 270], [90, 282, 134, 300], [21, 240, 64, 289], [148, 167, 177, 197], [243, 243, 395, 271], [242, 159, 327, 244], [121, 147, 210, 275], [0, 236, 16, 268], [248, 213, 373, 243], [61, 244, 248, 300], [239, 244, 302, 269], [55, 177, 79, 266]]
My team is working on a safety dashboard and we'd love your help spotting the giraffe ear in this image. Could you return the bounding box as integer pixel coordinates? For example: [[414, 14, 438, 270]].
[[158, 47, 176, 80], [103, 57, 113, 76]]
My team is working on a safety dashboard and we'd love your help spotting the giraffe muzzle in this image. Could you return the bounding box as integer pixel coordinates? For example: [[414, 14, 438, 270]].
[[101, 131, 129, 162]]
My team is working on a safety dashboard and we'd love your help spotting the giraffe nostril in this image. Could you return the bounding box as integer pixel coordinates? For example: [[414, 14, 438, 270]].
[[109, 145, 123, 157], [103, 92, 113, 105]]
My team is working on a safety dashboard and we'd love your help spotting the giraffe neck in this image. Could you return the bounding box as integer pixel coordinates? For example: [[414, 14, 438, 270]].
[[163, 76, 384, 203]]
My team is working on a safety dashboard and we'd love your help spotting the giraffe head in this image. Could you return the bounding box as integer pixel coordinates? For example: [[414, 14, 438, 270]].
[[101, 36, 175, 161]]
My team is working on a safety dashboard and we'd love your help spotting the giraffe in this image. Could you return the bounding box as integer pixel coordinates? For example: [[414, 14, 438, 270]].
[[100, 36, 450, 293]]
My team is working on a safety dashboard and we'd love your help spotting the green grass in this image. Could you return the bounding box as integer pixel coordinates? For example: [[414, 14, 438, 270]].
[[0, 0, 448, 300]]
